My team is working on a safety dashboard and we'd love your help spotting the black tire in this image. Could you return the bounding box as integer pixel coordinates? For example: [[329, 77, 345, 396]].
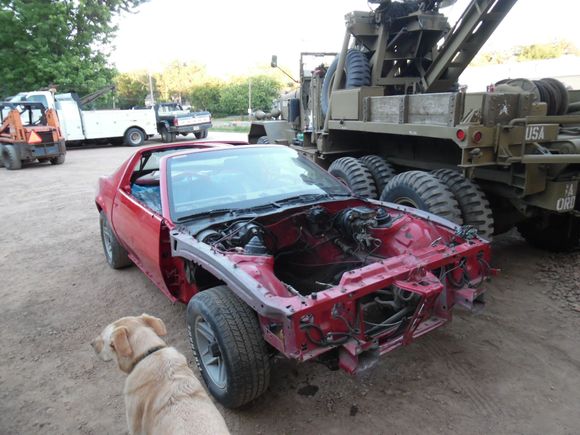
[[517, 214, 580, 252], [187, 285, 271, 408], [257, 136, 270, 144], [160, 126, 175, 143], [2, 145, 22, 170], [321, 49, 371, 117], [359, 155, 396, 194], [50, 154, 65, 165], [542, 78, 569, 116], [194, 129, 208, 139], [432, 169, 494, 239], [99, 211, 132, 269], [124, 127, 145, 147], [328, 156, 378, 198], [380, 171, 462, 224]]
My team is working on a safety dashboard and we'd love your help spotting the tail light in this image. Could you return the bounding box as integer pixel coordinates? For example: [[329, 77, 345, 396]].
[[173, 118, 178, 126], [472, 131, 482, 143], [456, 129, 466, 141]]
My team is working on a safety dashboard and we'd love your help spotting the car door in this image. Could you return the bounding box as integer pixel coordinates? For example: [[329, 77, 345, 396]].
[[111, 186, 170, 295]]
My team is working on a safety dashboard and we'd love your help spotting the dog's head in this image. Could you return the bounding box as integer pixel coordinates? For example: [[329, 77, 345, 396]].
[[91, 314, 167, 373]]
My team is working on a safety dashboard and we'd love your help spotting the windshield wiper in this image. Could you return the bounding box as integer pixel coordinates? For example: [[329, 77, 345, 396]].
[[176, 208, 238, 223], [274, 192, 351, 206]]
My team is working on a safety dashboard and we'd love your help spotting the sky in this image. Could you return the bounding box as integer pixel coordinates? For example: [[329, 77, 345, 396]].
[[111, 0, 580, 77]]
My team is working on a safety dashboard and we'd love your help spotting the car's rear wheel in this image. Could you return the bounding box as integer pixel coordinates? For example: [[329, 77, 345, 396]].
[[99, 211, 132, 269], [124, 128, 145, 147], [380, 171, 463, 224], [187, 285, 271, 408]]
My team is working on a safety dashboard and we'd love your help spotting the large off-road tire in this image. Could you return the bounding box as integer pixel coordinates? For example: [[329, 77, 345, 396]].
[[50, 154, 66, 165], [187, 285, 271, 408], [432, 169, 494, 239], [328, 157, 378, 198], [1, 145, 22, 170], [517, 214, 580, 252], [380, 171, 462, 224], [194, 129, 208, 139], [99, 211, 132, 269], [124, 127, 146, 147], [321, 49, 371, 117], [359, 155, 396, 194], [257, 136, 270, 144]]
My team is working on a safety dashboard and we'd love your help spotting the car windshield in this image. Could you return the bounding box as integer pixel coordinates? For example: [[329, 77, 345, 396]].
[[167, 146, 351, 222]]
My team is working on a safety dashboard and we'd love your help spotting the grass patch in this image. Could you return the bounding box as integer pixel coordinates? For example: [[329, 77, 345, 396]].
[[211, 125, 250, 133]]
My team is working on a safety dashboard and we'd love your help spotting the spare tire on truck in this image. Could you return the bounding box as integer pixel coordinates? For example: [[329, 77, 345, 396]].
[[380, 171, 463, 224], [321, 49, 371, 117]]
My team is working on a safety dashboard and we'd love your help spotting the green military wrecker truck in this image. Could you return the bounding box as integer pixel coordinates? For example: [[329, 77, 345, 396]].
[[249, 0, 580, 251]]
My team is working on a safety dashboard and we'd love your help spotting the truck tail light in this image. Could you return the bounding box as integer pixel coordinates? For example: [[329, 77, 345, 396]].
[[473, 131, 482, 143], [173, 118, 178, 126], [456, 129, 466, 141]]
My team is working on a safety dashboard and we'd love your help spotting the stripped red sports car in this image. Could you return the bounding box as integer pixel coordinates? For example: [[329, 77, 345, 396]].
[[96, 141, 493, 408]]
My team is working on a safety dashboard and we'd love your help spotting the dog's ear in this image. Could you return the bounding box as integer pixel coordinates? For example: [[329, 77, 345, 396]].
[[141, 314, 167, 337], [111, 326, 133, 357]]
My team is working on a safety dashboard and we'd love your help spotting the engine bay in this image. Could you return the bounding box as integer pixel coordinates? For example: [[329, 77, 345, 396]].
[[195, 204, 403, 295]]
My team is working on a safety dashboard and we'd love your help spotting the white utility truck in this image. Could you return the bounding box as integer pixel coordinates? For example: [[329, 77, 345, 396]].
[[9, 91, 157, 146]]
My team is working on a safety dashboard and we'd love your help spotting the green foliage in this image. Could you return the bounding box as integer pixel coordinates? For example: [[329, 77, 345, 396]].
[[516, 40, 580, 61], [114, 71, 150, 108], [155, 61, 207, 102], [0, 0, 146, 97], [189, 81, 223, 113], [472, 40, 580, 66], [218, 76, 282, 116]]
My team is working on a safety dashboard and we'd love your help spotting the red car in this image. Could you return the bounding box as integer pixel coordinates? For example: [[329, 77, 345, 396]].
[[96, 142, 493, 408]]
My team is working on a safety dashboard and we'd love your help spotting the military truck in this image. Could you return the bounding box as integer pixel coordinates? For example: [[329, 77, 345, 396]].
[[249, 0, 580, 251]]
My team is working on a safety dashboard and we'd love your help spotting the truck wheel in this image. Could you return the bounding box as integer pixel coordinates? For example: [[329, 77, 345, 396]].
[[187, 285, 271, 408], [50, 154, 66, 165], [99, 211, 132, 269], [321, 49, 371, 117], [380, 171, 462, 224], [432, 169, 494, 239], [124, 128, 145, 147], [194, 129, 208, 139], [360, 155, 396, 194], [517, 214, 580, 252], [257, 136, 270, 144], [160, 126, 175, 143], [1, 145, 22, 170], [329, 157, 378, 198]]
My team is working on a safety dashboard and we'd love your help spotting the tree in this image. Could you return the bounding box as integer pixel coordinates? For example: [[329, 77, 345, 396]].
[[219, 75, 282, 116], [155, 61, 207, 102], [189, 81, 223, 113], [0, 0, 146, 98], [114, 71, 151, 108]]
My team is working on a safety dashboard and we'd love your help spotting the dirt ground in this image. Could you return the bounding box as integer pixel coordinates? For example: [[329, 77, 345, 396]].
[[1, 134, 580, 435]]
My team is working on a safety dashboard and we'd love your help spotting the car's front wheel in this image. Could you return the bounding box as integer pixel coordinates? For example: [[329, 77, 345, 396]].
[[99, 211, 132, 269], [187, 285, 271, 408]]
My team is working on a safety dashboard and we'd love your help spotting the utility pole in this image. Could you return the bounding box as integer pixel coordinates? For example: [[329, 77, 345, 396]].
[[148, 71, 155, 106], [248, 77, 252, 120]]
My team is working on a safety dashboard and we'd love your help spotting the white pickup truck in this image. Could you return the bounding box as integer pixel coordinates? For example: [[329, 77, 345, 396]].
[[10, 91, 157, 146]]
